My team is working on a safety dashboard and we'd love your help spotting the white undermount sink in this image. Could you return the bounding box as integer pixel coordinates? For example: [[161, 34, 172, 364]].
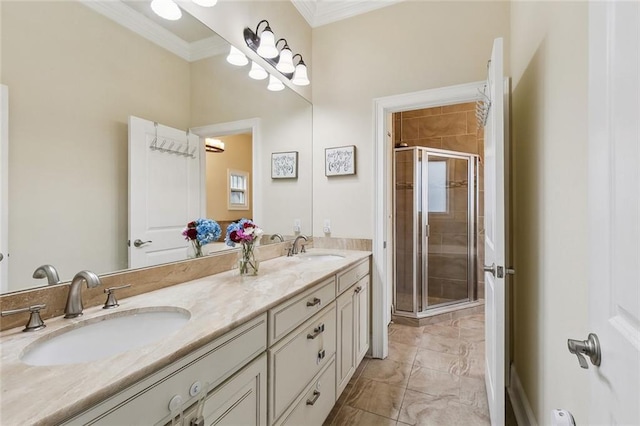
[[297, 253, 345, 261], [20, 308, 190, 366]]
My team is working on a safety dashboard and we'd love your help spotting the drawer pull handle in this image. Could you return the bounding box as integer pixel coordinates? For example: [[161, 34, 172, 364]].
[[318, 349, 326, 360], [306, 390, 321, 406], [354, 286, 363, 294], [307, 323, 325, 339], [306, 297, 321, 307]]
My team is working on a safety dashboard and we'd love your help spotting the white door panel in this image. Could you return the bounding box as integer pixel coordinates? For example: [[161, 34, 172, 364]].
[[484, 37, 507, 426], [588, 2, 640, 424], [0, 85, 8, 292], [128, 116, 202, 269]]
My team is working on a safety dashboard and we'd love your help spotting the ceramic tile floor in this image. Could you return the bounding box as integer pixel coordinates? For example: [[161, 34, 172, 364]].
[[324, 313, 490, 426]]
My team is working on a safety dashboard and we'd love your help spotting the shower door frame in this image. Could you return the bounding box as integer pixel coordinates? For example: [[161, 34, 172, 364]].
[[393, 146, 479, 318]]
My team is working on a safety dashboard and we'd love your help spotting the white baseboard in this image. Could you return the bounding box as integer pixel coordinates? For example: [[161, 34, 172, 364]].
[[508, 363, 538, 426]]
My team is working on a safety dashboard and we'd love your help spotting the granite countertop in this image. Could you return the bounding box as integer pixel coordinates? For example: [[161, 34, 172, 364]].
[[0, 249, 371, 425]]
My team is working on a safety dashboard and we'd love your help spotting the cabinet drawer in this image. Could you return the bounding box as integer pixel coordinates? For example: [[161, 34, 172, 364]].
[[269, 303, 336, 423], [66, 314, 267, 425], [183, 353, 267, 426], [337, 259, 370, 295], [269, 277, 335, 344], [275, 356, 336, 426]]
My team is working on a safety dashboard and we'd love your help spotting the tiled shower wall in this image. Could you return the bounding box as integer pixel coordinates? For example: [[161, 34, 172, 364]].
[[393, 102, 485, 301]]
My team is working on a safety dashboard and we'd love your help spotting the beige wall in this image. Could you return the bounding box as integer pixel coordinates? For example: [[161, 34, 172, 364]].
[[1, 1, 191, 289], [190, 53, 313, 237], [205, 134, 253, 221], [510, 1, 589, 423], [311, 1, 510, 238]]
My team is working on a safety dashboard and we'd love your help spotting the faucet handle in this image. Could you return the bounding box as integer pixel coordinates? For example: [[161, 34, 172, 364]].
[[1, 304, 47, 332], [103, 284, 131, 309]]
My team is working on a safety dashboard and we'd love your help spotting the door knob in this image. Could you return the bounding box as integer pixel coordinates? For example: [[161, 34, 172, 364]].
[[133, 239, 152, 248], [567, 333, 601, 369], [483, 263, 496, 276]]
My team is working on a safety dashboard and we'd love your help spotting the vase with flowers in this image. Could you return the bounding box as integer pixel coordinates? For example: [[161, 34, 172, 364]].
[[182, 218, 221, 258], [225, 218, 263, 275]]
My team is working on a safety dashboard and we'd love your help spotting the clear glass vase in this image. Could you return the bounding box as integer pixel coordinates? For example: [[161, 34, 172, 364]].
[[188, 240, 204, 259], [238, 242, 259, 276]]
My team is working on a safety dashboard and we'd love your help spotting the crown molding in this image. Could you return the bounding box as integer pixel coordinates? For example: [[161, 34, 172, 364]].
[[79, 0, 223, 62], [292, 0, 403, 28], [190, 36, 228, 61]]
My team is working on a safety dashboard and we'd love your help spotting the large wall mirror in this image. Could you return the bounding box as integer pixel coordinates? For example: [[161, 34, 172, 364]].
[[0, 0, 313, 293]]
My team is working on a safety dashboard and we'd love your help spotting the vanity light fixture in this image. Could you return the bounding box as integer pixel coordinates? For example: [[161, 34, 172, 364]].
[[226, 46, 248, 66], [248, 61, 268, 80], [205, 138, 225, 153], [244, 20, 278, 59], [192, 0, 218, 6], [291, 54, 310, 86], [152, 0, 217, 21], [275, 39, 295, 74], [150, 0, 182, 21], [244, 21, 310, 86], [267, 75, 285, 92]]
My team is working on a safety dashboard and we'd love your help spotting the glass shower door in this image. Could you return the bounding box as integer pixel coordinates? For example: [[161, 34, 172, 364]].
[[426, 153, 474, 308]]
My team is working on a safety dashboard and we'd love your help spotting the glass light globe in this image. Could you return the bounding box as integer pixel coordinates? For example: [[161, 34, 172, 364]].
[[150, 0, 182, 21]]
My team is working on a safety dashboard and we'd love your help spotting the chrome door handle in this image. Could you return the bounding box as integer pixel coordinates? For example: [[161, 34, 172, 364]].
[[568, 333, 601, 369], [483, 263, 496, 276], [133, 239, 153, 248]]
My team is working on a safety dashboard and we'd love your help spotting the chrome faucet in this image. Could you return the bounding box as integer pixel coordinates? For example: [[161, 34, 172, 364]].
[[32, 264, 61, 285], [270, 233, 284, 243], [291, 235, 308, 255], [64, 270, 102, 318]]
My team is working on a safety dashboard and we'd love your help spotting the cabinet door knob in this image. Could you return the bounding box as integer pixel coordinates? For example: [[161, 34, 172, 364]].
[[354, 286, 363, 294], [317, 349, 326, 361], [306, 390, 321, 406]]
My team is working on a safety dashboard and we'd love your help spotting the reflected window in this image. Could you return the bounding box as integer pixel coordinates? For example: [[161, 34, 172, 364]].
[[428, 161, 447, 213]]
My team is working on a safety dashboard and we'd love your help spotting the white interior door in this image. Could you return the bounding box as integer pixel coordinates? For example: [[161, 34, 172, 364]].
[[483, 37, 507, 426], [588, 2, 640, 424], [128, 116, 202, 269], [0, 85, 8, 292]]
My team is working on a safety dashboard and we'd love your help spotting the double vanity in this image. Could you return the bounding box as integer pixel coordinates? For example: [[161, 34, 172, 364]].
[[0, 249, 371, 425]]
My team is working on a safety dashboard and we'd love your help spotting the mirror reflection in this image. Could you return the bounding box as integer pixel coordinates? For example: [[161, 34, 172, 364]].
[[0, 0, 312, 293]]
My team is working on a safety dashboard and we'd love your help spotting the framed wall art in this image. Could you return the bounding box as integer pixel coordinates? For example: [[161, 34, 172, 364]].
[[271, 151, 298, 179], [325, 145, 356, 176]]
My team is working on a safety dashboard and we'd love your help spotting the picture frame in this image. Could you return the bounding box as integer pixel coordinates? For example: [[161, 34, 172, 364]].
[[325, 145, 356, 176], [271, 151, 298, 179]]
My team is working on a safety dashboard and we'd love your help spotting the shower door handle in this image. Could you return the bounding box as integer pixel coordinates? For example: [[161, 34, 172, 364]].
[[483, 263, 496, 276]]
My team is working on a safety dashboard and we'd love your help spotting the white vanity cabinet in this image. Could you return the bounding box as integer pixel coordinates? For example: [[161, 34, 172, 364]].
[[267, 277, 337, 425], [335, 259, 370, 398], [64, 314, 267, 426], [56, 255, 371, 426]]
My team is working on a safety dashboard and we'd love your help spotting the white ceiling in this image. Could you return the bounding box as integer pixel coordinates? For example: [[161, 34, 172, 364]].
[[291, 0, 404, 27]]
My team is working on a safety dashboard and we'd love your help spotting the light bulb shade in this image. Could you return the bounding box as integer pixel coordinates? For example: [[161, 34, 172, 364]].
[[257, 29, 278, 58], [276, 48, 295, 74], [292, 63, 310, 86], [248, 61, 268, 80], [226, 46, 248, 66], [205, 138, 225, 153], [150, 0, 182, 20], [267, 75, 285, 91], [192, 0, 218, 6]]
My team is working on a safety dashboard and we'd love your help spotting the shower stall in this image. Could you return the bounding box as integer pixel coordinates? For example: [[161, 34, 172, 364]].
[[394, 147, 479, 318]]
